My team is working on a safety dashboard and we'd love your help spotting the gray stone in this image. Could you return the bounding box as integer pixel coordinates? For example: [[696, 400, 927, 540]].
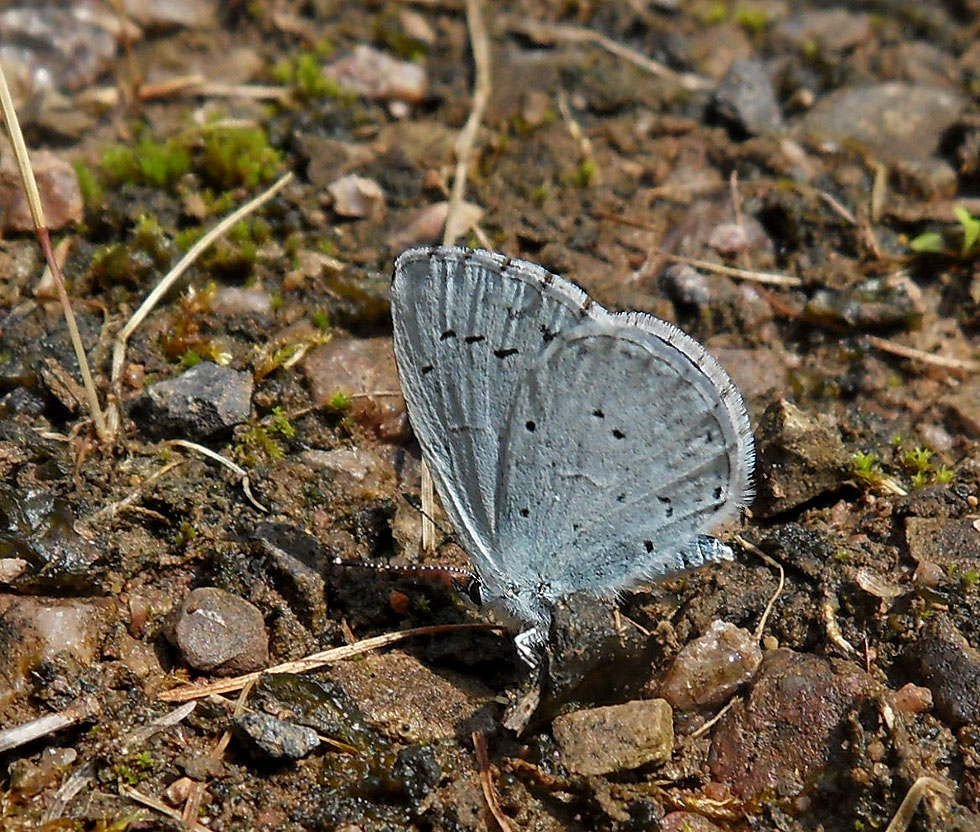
[[552, 699, 674, 776], [775, 9, 872, 53], [799, 82, 964, 165], [944, 376, 980, 437], [905, 516, 980, 570], [131, 361, 253, 440], [713, 59, 782, 136], [234, 712, 320, 760]]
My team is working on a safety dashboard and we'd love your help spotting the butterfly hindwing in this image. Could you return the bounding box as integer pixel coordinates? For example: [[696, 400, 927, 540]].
[[495, 316, 753, 607]]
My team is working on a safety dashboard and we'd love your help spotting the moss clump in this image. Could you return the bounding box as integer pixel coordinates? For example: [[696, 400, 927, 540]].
[[272, 48, 349, 102], [73, 160, 104, 211], [200, 126, 283, 190], [101, 136, 191, 188], [851, 451, 883, 487], [90, 214, 175, 289], [235, 407, 296, 463], [325, 391, 352, 413], [311, 309, 330, 330], [909, 205, 980, 259]]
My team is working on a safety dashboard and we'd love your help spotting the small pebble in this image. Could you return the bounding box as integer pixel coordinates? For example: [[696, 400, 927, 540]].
[[659, 620, 762, 710], [891, 682, 933, 715], [327, 174, 386, 219], [170, 587, 269, 676], [552, 699, 673, 776]]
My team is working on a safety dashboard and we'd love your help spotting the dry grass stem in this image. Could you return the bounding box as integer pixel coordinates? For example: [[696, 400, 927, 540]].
[[735, 534, 786, 643], [119, 784, 210, 832], [500, 17, 711, 91], [650, 248, 804, 287], [883, 776, 954, 832], [165, 440, 268, 512], [0, 63, 110, 443], [424, 0, 492, 552], [158, 623, 502, 702], [473, 730, 514, 832], [866, 335, 980, 373], [0, 696, 100, 754]]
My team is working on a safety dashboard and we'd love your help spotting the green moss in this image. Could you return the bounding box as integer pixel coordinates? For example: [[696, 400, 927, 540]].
[[311, 309, 330, 330], [235, 410, 296, 463], [962, 568, 979, 588], [273, 49, 350, 102], [325, 391, 352, 413], [200, 126, 283, 190], [174, 521, 198, 548], [902, 446, 932, 474], [529, 185, 550, 206], [268, 406, 296, 440], [175, 226, 205, 252], [734, 5, 771, 32], [89, 214, 174, 288], [74, 160, 104, 210], [566, 158, 597, 188], [179, 351, 202, 369], [101, 135, 191, 188], [909, 205, 980, 258], [697, 2, 728, 25], [851, 451, 882, 486]]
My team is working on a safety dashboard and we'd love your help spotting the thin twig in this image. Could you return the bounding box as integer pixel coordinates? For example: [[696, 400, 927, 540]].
[[735, 534, 785, 643], [119, 784, 210, 832], [866, 335, 980, 373], [444, 0, 491, 244], [164, 440, 268, 512], [158, 622, 503, 702], [650, 247, 804, 287], [822, 592, 857, 655], [0, 63, 109, 443], [84, 459, 183, 525], [500, 17, 711, 91], [689, 695, 740, 740], [883, 776, 954, 832], [0, 696, 100, 754], [108, 171, 294, 435], [473, 731, 514, 832]]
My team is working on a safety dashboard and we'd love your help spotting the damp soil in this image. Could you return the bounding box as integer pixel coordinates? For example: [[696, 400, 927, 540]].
[[2, 2, 980, 831]]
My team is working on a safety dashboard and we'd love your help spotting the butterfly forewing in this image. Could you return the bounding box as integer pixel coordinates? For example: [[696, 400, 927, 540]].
[[391, 247, 603, 582]]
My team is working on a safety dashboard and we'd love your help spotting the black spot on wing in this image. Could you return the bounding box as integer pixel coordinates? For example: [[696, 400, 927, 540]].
[[494, 348, 519, 359]]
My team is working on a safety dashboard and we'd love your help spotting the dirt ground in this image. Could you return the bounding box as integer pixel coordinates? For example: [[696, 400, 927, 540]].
[[2, 1, 980, 830]]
